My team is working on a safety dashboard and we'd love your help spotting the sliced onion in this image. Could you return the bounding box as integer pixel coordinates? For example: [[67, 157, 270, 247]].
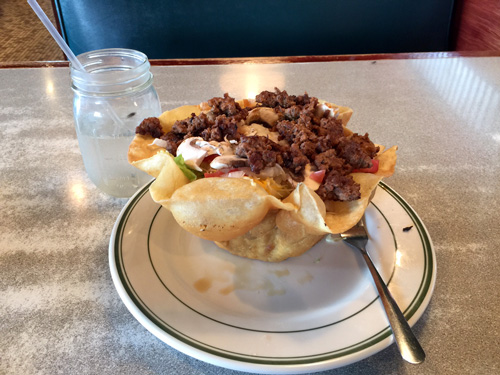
[[258, 164, 285, 179], [210, 155, 248, 169], [151, 138, 169, 148], [227, 171, 246, 178]]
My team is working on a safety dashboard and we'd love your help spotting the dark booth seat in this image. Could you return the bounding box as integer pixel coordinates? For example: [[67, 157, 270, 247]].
[[53, 0, 456, 59]]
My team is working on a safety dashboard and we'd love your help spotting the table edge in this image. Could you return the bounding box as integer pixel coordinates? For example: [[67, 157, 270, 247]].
[[1, 51, 499, 69]]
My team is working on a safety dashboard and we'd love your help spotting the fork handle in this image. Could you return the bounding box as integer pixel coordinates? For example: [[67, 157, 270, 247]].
[[361, 251, 426, 364]]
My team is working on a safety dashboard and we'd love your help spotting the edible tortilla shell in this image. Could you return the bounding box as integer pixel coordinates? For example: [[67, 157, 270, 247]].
[[128, 104, 202, 176], [161, 177, 295, 242], [324, 145, 398, 234], [216, 146, 397, 262], [216, 210, 324, 262], [127, 99, 397, 261]]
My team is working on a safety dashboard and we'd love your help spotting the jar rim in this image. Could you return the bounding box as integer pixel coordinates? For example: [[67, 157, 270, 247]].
[[70, 48, 151, 93]]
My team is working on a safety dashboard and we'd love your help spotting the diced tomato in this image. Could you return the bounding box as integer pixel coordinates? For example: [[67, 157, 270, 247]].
[[202, 154, 218, 164], [309, 170, 326, 184], [204, 170, 225, 178], [353, 159, 379, 173]]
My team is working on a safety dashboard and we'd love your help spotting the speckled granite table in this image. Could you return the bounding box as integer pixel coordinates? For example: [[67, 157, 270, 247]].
[[1, 56, 499, 375]]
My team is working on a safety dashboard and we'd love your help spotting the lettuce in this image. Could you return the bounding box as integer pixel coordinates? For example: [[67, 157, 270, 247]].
[[173, 155, 202, 181]]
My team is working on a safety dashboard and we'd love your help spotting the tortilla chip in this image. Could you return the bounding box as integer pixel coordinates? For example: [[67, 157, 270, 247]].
[[237, 98, 256, 108], [239, 123, 280, 144], [128, 136, 170, 177], [158, 105, 201, 132], [318, 100, 353, 126], [246, 107, 279, 127], [375, 145, 398, 177]]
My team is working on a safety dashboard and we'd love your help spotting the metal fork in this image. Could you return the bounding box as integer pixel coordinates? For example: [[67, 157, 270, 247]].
[[340, 218, 426, 364]]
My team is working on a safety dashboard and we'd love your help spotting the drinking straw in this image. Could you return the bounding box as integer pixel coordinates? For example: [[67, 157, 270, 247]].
[[27, 0, 85, 71], [28, 0, 126, 127]]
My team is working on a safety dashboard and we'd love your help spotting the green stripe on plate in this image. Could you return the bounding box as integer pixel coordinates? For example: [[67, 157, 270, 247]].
[[112, 182, 434, 365]]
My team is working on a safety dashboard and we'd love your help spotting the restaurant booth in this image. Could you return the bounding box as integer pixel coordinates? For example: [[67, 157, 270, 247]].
[[53, 0, 456, 58]]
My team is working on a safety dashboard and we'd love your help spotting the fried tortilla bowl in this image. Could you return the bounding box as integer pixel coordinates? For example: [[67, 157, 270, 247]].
[[128, 99, 397, 262]]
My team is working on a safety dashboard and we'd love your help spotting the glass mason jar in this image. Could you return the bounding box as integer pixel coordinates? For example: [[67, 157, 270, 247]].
[[71, 48, 161, 198]]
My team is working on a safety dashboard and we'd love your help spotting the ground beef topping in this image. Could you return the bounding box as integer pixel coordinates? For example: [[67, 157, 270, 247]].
[[135, 97, 243, 154], [159, 132, 183, 155], [135, 89, 380, 202], [207, 93, 248, 122], [136, 117, 163, 138], [235, 136, 284, 174], [314, 150, 348, 172], [256, 88, 312, 109], [282, 143, 309, 178], [316, 171, 361, 201]]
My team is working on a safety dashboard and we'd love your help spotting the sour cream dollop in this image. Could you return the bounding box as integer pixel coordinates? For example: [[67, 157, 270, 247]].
[[319, 103, 340, 118], [176, 137, 234, 171]]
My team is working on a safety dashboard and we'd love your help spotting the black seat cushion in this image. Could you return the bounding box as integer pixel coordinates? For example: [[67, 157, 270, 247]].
[[54, 0, 455, 59]]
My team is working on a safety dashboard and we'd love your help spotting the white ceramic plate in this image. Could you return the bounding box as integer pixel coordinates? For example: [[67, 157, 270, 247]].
[[109, 182, 435, 374]]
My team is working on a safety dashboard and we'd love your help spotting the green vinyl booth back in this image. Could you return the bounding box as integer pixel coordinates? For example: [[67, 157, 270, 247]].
[[54, 0, 456, 59]]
